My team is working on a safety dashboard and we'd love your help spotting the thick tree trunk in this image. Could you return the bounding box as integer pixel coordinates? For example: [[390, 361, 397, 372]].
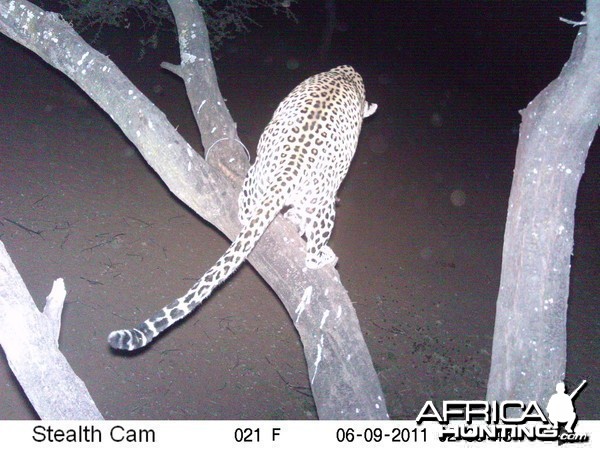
[[0, 241, 103, 419], [0, 0, 388, 419], [487, 2, 599, 410]]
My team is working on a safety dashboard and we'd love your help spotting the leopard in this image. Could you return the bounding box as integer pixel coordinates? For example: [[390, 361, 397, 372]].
[[108, 65, 377, 351]]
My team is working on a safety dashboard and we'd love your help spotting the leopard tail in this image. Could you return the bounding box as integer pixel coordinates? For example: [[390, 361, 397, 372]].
[[108, 196, 284, 351]]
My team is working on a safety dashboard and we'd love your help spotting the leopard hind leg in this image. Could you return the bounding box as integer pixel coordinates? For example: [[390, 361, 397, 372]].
[[303, 202, 338, 269]]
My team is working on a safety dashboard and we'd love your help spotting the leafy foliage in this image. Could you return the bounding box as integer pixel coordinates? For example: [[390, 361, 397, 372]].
[[50, 0, 297, 53]]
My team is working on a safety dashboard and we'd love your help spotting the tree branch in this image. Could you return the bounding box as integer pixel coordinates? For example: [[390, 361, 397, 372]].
[[165, 0, 250, 184], [0, 240, 103, 420]]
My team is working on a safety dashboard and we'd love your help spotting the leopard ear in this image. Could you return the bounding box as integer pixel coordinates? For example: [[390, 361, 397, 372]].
[[363, 102, 378, 118]]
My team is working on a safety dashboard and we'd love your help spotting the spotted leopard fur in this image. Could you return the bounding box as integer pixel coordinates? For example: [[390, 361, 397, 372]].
[[108, 65, 377, 350]]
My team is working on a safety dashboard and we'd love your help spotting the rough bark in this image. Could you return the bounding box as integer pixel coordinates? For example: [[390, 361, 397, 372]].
[[0, 0, 388, 419], [162, 0, 250, 183], [487, 1, 599, 409], [0, 241, 103, 420]]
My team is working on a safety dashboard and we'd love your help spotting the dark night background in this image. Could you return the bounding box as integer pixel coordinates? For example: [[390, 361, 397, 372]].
[[0, 1, 598, 419]]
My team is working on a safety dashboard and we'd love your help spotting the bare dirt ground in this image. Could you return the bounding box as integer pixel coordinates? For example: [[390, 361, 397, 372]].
[[1, 9, 598, 420]]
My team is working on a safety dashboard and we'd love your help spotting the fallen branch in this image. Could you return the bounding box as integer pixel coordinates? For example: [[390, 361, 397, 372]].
[[0, 240, 103, 420]]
